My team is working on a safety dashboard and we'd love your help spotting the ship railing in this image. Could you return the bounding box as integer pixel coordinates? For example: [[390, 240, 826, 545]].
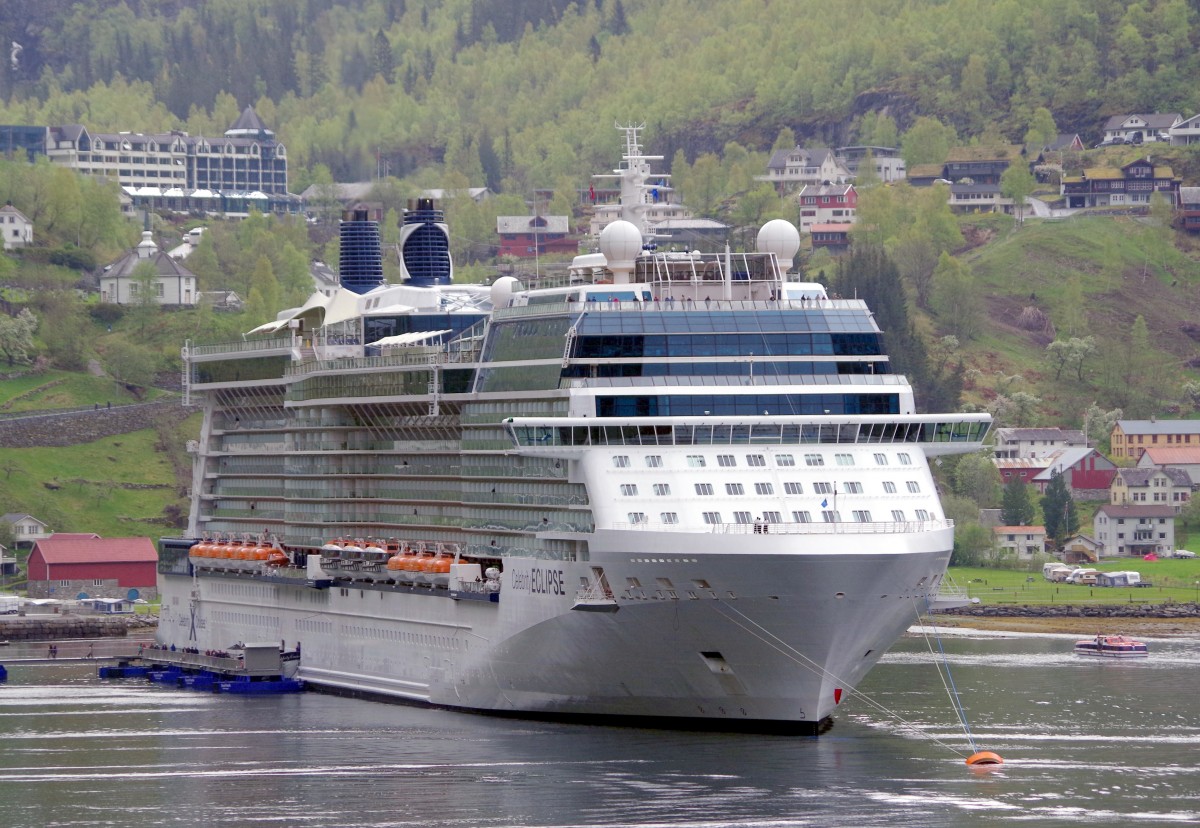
[[190, 336, 295, 357], [609, 519, 954, 535], [493, 298, 868, 320]]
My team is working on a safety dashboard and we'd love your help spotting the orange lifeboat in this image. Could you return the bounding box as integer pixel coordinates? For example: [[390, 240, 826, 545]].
[[387, 546, 415, 571], [266, 548, 289, 567], [250, 543, 271, 562], [432, 554, 452, 575], [189, 538, 211, 559], [234, 538, 255, 561]]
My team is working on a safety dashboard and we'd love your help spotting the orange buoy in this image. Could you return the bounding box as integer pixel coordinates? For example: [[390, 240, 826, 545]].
[[965, 751, 1004, 766]]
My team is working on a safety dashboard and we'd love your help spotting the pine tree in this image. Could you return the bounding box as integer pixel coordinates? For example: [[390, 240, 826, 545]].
[[1001, 476, 1035, 527], [1041, 468, 1080, 544]]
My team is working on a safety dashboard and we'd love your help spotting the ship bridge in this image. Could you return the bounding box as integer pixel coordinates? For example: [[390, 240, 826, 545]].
[[503, 413, 992, 458]]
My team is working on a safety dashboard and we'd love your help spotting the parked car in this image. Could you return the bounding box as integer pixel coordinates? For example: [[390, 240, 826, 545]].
[[1172, 549, 1197, 559]]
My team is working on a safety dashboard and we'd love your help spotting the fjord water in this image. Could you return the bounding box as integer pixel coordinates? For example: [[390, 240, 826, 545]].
[[1, 630, 1197, 827]]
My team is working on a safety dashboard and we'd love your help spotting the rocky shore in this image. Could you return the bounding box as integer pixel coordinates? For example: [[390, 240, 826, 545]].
[[932, 602, 1200, 637], [0, 615, 156, 641]]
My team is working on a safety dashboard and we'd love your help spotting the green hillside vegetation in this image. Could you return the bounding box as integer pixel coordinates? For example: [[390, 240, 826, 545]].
[[949, 561, 1200, 606], [0, 417, 197, 540]]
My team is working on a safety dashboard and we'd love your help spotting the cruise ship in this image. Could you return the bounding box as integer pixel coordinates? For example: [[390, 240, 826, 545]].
[[158, 126, 990, 733]]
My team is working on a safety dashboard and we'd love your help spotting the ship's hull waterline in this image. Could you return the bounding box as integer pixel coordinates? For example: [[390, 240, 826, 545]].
[[158, 541, 951, 732]]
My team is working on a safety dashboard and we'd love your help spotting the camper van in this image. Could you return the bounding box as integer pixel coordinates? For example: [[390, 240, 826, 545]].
[[1065, 568, 1099, 585], [1043, 562, 1075, 583]]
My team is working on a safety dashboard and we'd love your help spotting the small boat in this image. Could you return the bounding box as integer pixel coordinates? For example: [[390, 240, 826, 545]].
[[1074, 634, 1148, 658]]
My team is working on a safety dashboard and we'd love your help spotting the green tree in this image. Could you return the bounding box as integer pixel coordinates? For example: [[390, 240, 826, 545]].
[[953, 452, 1001, 508], [1000, 160, 1036, 224], [1023, 107, 1058, 152], [1001, 476, 1035, 526], [1040, 470, 1078, 546], [129, 260, 161, 336], [103, 340, 158, 395], [900, 117, 957, 168], [930, 252, 983, 339], [0, 308, 37, 367], [1045, 336, 1098, 383]]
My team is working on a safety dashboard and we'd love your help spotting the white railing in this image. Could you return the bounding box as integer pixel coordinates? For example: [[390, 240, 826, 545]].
[[608, 519, 953, 535]]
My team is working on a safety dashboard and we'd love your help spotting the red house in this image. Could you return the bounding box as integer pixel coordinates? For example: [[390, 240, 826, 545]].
[[496, 215, 576, 258], [27, 534, 159, 600]]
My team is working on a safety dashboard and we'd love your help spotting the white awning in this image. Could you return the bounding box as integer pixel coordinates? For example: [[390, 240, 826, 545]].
[[244, 318, 290, 335], [373, 329, 452, 347], [321, 287, 364, 327]]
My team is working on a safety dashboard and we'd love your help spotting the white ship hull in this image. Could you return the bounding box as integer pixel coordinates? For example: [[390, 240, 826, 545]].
[[158, 528, 952, 732]]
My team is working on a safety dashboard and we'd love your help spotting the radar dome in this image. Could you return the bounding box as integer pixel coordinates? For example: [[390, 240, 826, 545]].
[[757, 220, 801, 267], [599, 220, 643, 268], [490, 276, 521, 309]]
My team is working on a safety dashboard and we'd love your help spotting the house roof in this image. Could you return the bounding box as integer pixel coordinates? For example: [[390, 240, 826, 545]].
[[995, 427, 1086, 442], [907, 163, 945, 178], [944, 145, 1022, 163], [32, 536, 157, 564], [993, 457, 1049, 470], [0, 204, 31, 223], [1034, 447, 1106, 480], [1139, 446, 1200, 464], [1116, 467, 1192, 487], [1, 513, 43, 525], [809, 223, 853, 233], [796, 183, 855, 198], [1096, 504, 1176, 518], [496, 215, 570, 234], [1179, 187, 1200, 207], [1045, 134, 1083, 151], [1103, 113, 1182, 131], [1116, 419, 1200, 435]]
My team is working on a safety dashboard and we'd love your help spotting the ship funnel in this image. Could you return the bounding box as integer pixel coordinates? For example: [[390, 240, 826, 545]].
[[399, 198, 453, 286], [338, 208, 384, 294]]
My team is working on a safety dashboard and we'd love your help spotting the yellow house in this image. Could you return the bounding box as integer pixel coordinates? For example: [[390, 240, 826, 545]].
[[1110, 419, 1200, 460]]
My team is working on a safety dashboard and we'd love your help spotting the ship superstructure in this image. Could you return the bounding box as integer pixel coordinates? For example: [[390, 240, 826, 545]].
[[159, 130, 989, 733]]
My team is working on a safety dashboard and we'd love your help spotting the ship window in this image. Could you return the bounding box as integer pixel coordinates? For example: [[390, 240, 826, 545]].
[[628, 512, 647, 523], [792, 510, 812, 523], [883, 481, 897, 493], [814, 481, 833, 494], [916, 509, 931, 520], [653, 483, 671, 496], [747, 454, 766, 466], [687, 455, 706, 467], [835, 453, 854, 466], [645, 455, 663, 468], [784, 482, 804, 494], [844, 481, 863, 493], [695, 483, 715, 495], [874, 453, 888, 465], [775, 454, 795, 466], [661, 512, 679, 524], [702, 512, 722, 524], [891, 510, 905, 522], [755, 482, 774, 495], [898, 452, 913, 465], [805, 453, 824, 466], [717, 454, 736, 467], [763, 511, 781, 523], [822, 510, 841, 522], [852, 510, 872, 522], [620, 484, 639, 496], [725, 483, 744, 495], [907, 481, 921, 493], [734, 511, 753, 524], [613, 455, 630, 468]]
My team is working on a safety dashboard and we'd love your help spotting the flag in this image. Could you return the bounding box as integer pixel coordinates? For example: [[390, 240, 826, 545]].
[[588, 184, 595, 202], [820, 498, 828, 509]]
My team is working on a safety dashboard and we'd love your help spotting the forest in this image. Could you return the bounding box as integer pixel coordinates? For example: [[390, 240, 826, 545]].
[[1, 0, 1198, 190]]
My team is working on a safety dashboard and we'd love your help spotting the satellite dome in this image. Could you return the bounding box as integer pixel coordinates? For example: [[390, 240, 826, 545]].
[[756, 219, 801, 261], [599, 220, 643, 267], [490, 276, 521, 308]]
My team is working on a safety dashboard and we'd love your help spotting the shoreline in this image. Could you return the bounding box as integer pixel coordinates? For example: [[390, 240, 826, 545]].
[[929, 607, 1200, 637]]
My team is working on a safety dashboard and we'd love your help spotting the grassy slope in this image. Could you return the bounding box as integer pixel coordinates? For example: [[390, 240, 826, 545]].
[[958, 213, 1200, 419], [948, 559, 1200, 607]]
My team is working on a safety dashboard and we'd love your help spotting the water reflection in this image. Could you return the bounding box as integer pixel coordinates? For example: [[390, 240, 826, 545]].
[[0, 631, 1197, 827]]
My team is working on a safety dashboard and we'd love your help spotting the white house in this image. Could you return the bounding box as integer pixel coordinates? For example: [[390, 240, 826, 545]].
[[993, 427, 1088, 459], [99, 225, 199, 306], [0, 513, 51, 548], [992, 525, 1047, 559], [1093, 504, 1174, 558], [0, 204, 33, 250]]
